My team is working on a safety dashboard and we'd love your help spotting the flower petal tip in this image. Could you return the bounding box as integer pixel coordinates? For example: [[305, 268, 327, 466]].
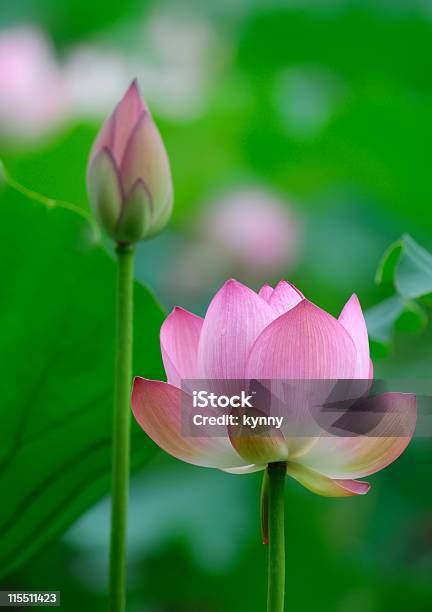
[[122, 78, 145, 106], [223, 278, 241, 289], [340, 479, 371, 495], [286, 463, 371, 497]]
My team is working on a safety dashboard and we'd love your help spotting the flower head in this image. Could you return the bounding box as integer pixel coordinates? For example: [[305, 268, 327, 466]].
[[87, 79, 173, 244], [132, 280, 416, 497]]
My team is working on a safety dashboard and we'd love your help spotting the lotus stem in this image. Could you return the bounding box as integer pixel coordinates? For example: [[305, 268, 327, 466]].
[[267, 462, 286, 612], [109, 243, 134, 612]]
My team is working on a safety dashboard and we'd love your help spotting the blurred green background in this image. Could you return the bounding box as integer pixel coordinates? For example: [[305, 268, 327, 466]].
[[0, 0, 431, 610]]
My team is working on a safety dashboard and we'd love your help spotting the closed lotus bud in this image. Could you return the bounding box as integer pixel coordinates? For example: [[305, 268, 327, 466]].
[[87, 79, 173, 244]]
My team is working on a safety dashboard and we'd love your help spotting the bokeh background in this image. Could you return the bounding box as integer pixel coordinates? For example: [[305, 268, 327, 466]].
[[1, 0, 432, 610]]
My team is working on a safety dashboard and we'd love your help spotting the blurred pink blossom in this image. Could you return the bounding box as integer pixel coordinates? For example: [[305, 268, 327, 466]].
[[0, 26, 67, 140], [166, 187, 303, 303], [201, 187, 302, 275]]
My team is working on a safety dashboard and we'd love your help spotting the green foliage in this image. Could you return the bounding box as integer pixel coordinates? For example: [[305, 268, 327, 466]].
[[0, 175, 165, 578], [365, 294, 405, 344], [366, 234, 432, 345], [2, 125, 96, 212], [377, 233, 432, 299]]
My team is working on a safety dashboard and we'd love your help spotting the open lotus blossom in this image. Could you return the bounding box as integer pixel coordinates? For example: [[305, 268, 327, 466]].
[[132, 279, 416, 497], [87, 79, 172, 244]]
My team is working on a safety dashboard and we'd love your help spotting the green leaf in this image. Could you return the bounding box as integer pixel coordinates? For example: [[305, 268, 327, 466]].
[[365, 294, 427, 345], [395, 234, 432, 298], [369, 234, 432, 347], [376, 233, 432, 298], [0, 177, 165, 578], [365, 295, 405, 343], [375, 238, 403, 286]]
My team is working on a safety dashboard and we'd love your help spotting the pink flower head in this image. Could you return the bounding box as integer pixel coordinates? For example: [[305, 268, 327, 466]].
[[87, 79, 173, 244], [132, 280, 416, 497], [0, 27, 66, 140]]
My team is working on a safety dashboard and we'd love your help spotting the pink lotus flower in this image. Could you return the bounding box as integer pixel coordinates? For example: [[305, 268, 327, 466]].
[[87, 79, 172, 244], [132, 280, 416, 497]]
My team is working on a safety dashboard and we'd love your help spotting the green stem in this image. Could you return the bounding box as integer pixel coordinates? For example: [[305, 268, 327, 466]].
[[109, 244, 134, 612], [267, 462, 286, 612], [260, 470, 269, 545]]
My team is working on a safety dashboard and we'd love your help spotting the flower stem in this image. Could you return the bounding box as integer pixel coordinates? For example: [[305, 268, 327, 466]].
[[109, 243, 134, 612], [267, 462, 286, 612], [260, 469, 269, 545]]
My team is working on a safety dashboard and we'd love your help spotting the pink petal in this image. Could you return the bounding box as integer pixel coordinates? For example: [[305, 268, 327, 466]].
[[131, 378, 247, 468], [258, 284, 274, 301], [87, 80, 146, 171], [119, 111, 172, 202], [197, 279, 275, 378], [297, 392, 416, 479], [111, 80, 147, 165], [286, 463, 370, 497], [160, 307, 203, 388], [339, 294, 370, 378], [267, 280, 304, 315], [246, 300, 357, 379]]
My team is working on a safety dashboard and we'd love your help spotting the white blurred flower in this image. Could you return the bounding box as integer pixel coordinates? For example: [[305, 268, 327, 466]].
[[64, 8, 220, 123], [62, 10, 216, 123], [135, 9, 219, 121], [62, 46, 130, 118]]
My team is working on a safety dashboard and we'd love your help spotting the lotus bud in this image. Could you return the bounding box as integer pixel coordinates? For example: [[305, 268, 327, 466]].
[[86, 79, 173, 244]]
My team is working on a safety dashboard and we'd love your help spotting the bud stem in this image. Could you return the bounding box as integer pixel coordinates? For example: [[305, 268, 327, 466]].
[[267, 462, 286, 612], [109, 243, 134, 612]]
